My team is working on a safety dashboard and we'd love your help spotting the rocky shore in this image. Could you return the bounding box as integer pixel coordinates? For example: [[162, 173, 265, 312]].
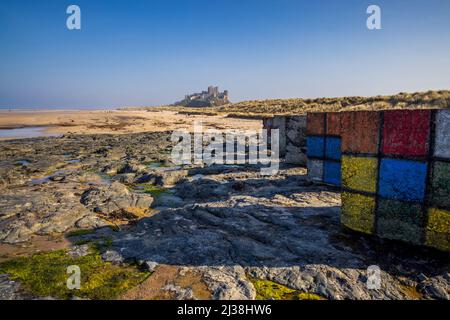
[[0, 132, 448, 300]]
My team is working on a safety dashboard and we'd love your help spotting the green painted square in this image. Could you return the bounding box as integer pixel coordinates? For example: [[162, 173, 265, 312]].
[[430, 161, 450, 211], [376, 199, 424, 245]]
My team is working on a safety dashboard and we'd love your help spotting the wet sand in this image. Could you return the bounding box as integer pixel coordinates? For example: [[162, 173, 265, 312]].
[[0, 109, 262, 139]]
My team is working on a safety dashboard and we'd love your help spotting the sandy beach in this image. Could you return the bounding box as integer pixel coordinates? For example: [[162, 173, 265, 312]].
[[0, 109, 262, 139]]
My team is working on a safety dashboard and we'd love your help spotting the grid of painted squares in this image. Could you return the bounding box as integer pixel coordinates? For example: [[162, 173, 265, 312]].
[[306, 109, 450, 252], [306, 112, 342, 187]]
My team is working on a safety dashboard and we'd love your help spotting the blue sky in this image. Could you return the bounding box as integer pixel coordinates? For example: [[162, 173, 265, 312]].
[[1, 0, 450, 108]]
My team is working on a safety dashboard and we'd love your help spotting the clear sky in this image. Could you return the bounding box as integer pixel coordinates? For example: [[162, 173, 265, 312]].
[[1, 0, 450, 108]]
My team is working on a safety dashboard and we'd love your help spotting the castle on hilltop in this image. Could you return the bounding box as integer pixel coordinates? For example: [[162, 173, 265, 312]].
[[174, 86, 229, 107]]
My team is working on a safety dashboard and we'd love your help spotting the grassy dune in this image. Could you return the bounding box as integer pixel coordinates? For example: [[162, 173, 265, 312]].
[[133, 90, 450, 118]]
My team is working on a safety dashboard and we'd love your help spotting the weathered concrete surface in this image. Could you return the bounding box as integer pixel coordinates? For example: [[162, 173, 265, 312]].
[[285, 116, 307, 165], [430, 161, 450, 211], [263, 116, 286, 157], [377, 199, 424, 245], [341, 111, 380, 154], [426, 208, 450, 252], [306, 136, 324, 158], [378, 159, 428, 202], [307, 159, 323, 182], [382, 110, 431, 157], [434, 110, 450, 159], [338, 109, 449, 252], [306, 113, 325, 136], [341, 156, 378, 193], [325, 137, 341, 161], [323, 161, 341, 186], [264, 116, 307, 165], [306, 113, 342, 187], [326, 112, 341, 136], [341, 192, 376, 234]]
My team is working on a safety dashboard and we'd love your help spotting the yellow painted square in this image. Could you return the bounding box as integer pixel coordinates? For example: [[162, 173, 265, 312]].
[[341, 192, 376, 234], [342, 156, 378, 193], [426, 208, 450, 252]]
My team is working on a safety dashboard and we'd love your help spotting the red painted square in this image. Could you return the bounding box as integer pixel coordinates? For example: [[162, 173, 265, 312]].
[[326, 112, 341, 136], [307, 113, 325, 135], [382, 110, 431, 157]]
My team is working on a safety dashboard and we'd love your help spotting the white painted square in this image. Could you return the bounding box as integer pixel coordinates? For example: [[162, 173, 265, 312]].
[[307, 159, 324, 182], [434, 110, 450, 159]]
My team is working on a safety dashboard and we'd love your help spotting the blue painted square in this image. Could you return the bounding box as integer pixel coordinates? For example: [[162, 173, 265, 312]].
[[325, 137, 342, 160], [324, 161, 341, 186], [307, 136, 325, 158], [379, 158, 428, 202]]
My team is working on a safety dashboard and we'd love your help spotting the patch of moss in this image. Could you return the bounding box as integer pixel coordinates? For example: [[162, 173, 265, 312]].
[[66, 229, 96, 238], [136, 184, 168, 197], [250, 278, 325, 300], [0, 248, 150, 300], [73, 239, 91, 246]]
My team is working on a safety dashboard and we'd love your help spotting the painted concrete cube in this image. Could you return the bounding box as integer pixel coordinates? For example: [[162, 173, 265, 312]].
[[315, 109, 450, 252], [434, 109, 450, 159], [341, 111, 380, 154], [342, 156, 378, 193], [378, 158, 428, 202]]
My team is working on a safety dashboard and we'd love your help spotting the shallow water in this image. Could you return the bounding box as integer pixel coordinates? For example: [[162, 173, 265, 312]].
[[0, 126, 60, 139]]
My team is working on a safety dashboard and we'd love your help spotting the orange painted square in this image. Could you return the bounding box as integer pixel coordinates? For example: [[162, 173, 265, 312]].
[[326, 112, 341, 136], [307, 113, 325, 135], [341, 111, 381, 154]]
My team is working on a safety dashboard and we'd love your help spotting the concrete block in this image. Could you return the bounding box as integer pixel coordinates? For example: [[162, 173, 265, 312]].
[[306, 136, 325, 158], [286, 116, 306, 145], [434, 109, 450, 159], [306, 113, 325, 136], [307, 159, 323, 182], [342, 155, 378, 193], [341, 192, 376, 234], [285, 116, 307, 165], [376, 199, 424, 245], [426, 208, 450, 252], [341, 111, 381, 154], [381, 110, 431, 157], [285, 144, 307, 165], [323, 161, 341, 186], [263, 116, 286, 157], [325, 137, 341, 161], [378, 158, 428, 203], [430, 161, 450, 211]]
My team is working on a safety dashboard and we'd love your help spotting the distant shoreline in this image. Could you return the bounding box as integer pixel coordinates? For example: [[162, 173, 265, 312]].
[[0, 106, 118, 111], [0, 109, 261, 140]]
